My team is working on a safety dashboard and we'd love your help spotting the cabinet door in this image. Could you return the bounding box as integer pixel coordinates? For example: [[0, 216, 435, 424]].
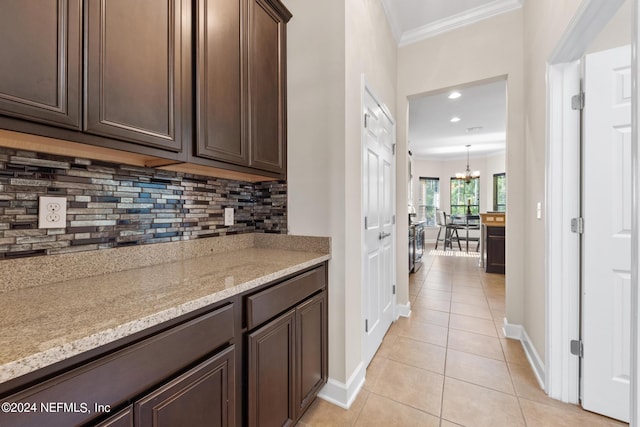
[[295, 292, 327, 418], [0, 0, 81, 129], [195, 0, 248, 166], [85, 0, 191, 152], [134, 346, 235, 427], [93, 406, 133, 427], [486, 226, 505, 274], [247, 0, 289, 174], [248, 309, 295, 427]]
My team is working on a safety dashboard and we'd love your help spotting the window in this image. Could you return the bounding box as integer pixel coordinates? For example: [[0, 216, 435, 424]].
[[450, 177, 480, 215], [493, 173, 506, 212], [418, 177, 439, 226]]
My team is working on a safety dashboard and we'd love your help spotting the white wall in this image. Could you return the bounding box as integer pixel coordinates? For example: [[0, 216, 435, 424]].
[[397, 9, 525, 328], [412, 152, 506, 221], [284, 0, 397, 402]]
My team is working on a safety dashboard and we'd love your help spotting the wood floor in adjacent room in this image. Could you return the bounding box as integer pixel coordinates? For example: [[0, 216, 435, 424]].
[[298, 244, 627, 426]]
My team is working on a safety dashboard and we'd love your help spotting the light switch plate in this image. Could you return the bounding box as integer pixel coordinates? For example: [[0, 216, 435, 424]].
[[224, 208, 234, 226], [38, 196, 67, 229]]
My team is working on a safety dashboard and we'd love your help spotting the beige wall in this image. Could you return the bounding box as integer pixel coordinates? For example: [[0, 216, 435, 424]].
[[397, 10, 526, 330], [586, 0, 631, 54], [284, 0, 397, 388], [522, 0, 583, 360], [344, 0, 398, 380]]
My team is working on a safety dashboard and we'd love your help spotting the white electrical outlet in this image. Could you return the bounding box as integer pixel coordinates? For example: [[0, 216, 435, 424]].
[[224, 208, 234, 226], [38, 196, 67, 229]]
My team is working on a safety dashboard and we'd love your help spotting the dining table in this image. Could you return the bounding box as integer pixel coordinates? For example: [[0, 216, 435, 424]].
[[450, 214, 481, 253]]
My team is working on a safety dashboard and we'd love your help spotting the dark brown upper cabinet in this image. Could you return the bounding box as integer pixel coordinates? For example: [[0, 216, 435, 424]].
[[195, 0, 291, 177], [0, 0, 82, 129], [247, 0, 289, 175], [84, 0, 192, 153], [195, 0, 247, 166]]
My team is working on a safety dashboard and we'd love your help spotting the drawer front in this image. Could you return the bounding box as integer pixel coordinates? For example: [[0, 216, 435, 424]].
[[3, 303, 235, 427], [246, 265, 325, 330], [487, 226, 505, 236]]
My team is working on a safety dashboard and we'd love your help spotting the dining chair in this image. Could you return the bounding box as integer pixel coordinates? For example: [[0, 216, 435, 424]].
[[444, 212, 462, 250], [435, 209, 447, 249]]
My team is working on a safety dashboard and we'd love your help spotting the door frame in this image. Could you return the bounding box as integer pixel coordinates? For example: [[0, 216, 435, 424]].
[[361, 76, 398, 366], [545, 0, 636, 419]]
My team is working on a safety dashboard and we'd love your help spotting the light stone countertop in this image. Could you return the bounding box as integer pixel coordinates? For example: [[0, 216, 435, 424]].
[[0, 235, 330, 385]]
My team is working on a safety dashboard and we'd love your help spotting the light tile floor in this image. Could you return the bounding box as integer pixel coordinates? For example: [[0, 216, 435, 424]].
[[298, 245, 628, 427]]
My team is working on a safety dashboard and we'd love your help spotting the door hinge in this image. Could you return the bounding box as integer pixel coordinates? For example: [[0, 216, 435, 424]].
[[571, 92, 585, 110], [570, 339, 583, 357], [365, 319, 369, 333], [392, 285, 396, 295], [571, 217, 584, 234], [364, 113, 369, 129], [364, 216, 368, 229], [392, 215, 396, 225], [392, 143, 396, 155]]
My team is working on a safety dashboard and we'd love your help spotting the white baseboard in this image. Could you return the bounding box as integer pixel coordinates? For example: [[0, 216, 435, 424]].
[[396, 301, 411, 318], [503, 318, 546, 389], [317, 362, 365, 409]]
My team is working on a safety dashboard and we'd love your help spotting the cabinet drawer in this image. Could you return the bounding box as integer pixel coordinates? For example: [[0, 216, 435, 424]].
[[3, 303, 235, 427], [246, 266, 325, 330], [487, 226, 505, 236]]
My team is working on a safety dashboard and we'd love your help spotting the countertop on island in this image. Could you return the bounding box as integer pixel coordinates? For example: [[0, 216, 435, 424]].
[[0, 233, 330, 384]]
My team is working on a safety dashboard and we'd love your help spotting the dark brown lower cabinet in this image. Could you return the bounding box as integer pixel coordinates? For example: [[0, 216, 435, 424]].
[[0, 263, 327, 427], [295, 293, 327, 417], [248, 310, 295, 427], [247, 287, 327, 426], [93, 406, 133, 427], [135, 346, 235, 427], [485, 226, 506, 274]]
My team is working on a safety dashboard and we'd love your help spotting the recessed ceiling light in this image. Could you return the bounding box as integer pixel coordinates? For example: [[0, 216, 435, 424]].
[[448, 91, 461, 99], [450, 116, 461, 123], [466, 126, 483, 133]]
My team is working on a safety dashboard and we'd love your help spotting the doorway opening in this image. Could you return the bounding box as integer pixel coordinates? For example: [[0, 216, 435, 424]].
[[407, 78, 508, 296]]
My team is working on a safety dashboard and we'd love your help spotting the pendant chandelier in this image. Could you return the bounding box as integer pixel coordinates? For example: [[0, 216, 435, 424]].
[[456, 145, 480, 183]]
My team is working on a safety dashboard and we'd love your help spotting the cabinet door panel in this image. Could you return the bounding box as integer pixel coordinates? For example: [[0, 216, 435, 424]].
[[0, 0, 81, 128], [135, 346, 235, 427], [248, 309, 295, 427], [93, 406, 133, 427], [296, 293, 327, 417], [486, 226, 505, 274], [85, 0, 190, 152], [247, 0, 286, 174], [195, 0, 247, 165]]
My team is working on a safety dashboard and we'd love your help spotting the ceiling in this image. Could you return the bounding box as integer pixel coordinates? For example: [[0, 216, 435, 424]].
[[380, 0, 523, 46], [408, 79, 507, 160], [379, 0, 519, 161]]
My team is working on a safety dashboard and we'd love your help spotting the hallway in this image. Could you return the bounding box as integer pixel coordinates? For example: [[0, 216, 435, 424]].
[[298, 246, 626, 426]]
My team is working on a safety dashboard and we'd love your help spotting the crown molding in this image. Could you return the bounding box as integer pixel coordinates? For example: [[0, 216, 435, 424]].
[[379, 0, 403, 44], [398, 0, 524, 47]]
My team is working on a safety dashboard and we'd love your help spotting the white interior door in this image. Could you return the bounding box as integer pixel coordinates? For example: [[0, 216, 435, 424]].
[[363, 85, 395, 367], [582, 44, 631, 422]]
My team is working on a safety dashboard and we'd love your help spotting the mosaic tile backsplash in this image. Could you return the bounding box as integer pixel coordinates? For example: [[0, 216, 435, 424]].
[[0, 147, 287, 259]]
